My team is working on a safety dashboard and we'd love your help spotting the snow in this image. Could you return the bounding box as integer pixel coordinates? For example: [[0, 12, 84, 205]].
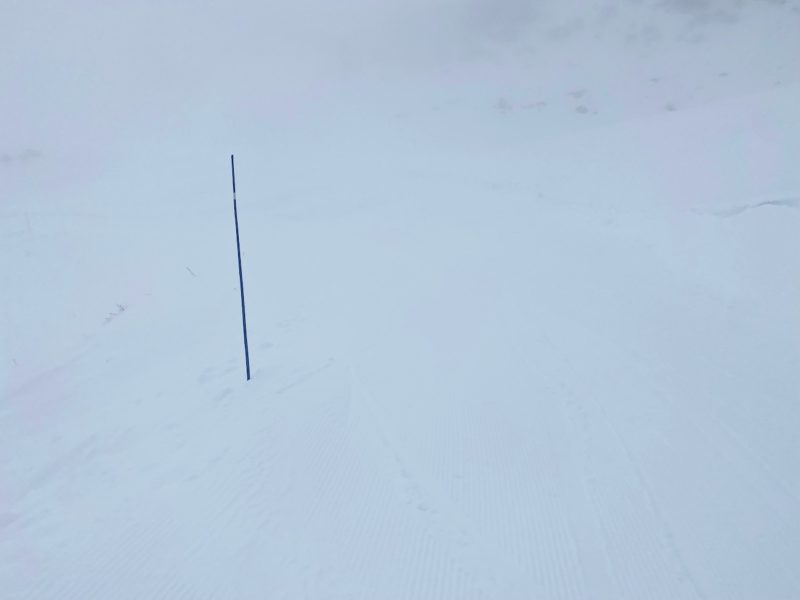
[[3, 1, 800, 598]]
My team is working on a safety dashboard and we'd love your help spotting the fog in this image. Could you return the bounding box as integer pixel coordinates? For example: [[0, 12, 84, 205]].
[[3, 0, 799, 208], [3, 4, 800, 598]]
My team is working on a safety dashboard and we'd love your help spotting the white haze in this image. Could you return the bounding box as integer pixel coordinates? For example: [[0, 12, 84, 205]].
[[2, 1, 800, 599]]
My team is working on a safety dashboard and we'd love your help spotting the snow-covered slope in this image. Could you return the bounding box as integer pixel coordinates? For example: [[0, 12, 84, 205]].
[[3, 2, 800, 598]]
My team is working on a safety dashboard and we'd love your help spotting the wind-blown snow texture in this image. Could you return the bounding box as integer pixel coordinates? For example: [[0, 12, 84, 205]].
[[2, 1, 800, 599]]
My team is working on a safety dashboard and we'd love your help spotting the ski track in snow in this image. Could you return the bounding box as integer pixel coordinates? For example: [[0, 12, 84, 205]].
[[4, 193, 800, 598], [484, 298, 700, 600], [711, 196, 800, 217], [3, 68, 800, 600]]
